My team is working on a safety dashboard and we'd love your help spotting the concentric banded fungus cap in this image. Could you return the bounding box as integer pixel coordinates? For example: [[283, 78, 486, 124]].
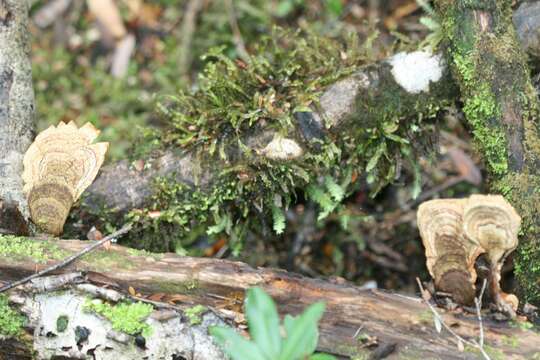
[[462, 195, 520, 264], [417, 199, 478, 305], [418, 195, 521, 310], [22, 121, 108, 235], [463, 195, 521, 313]]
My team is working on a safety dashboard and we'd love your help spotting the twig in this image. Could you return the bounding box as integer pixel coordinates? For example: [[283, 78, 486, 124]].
[[224, 0, 249, 61], [178, 0, 204, 79], [0, 224, 132, 293], [415, 278, 491, 360], [475, 279, 488, 348]]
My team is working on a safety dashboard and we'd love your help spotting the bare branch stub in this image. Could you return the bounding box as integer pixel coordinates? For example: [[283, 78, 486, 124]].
[[418, 195, 521, 312]]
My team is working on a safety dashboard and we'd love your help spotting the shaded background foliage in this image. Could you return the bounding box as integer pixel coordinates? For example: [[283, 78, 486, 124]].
[[29, 0, 485, 294]]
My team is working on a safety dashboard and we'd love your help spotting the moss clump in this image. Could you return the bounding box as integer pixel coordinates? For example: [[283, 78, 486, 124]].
[[462, 83, 507, 174], [155, 27, 367, 149], [126, 248, 163, 260], [184, 304, 207, 325], [83, 299, 153, 337], [0, 295, 25, 338], [56, 315, 69, 333], [0, 235, 66, 263], [116, 27, 451, 252], [464, 344, 505, 360], [494, 172, 540, 304], [81, 249, 136, 271], [447, 35, 508, 175]]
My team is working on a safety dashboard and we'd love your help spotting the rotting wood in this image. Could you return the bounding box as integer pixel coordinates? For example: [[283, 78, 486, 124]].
[[1, 239, 539, 359]]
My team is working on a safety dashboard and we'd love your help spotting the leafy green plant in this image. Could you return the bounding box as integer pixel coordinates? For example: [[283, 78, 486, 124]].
[[210, 287, 335, 360], [417, 0, 444, 50]]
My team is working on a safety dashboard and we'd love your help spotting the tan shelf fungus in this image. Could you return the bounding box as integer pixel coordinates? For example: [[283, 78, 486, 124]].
[[22, 122, 108, 235], [417, 195, 521, 313]]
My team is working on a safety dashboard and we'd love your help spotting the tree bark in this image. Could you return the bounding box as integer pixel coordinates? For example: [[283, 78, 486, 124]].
[[1, 239, 539, 359], [0, 0, 34, 236], [434, 0, 540, 307]]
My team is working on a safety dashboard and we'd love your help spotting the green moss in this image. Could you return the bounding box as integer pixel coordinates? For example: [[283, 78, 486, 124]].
[[462, 84, 507, 174], [0, 295, 25, 338], [107, 27, 455, 252], [81, 249, 136, 271], [153, 279, 202, 295], [56, 315, 69, 333], [184, 304, 207, 325], [0, 235, 67, 263], [83, 299, 153, 337], [501, 335, 520, 348], [126, 248, 163, 260], [450, 46, 508, 175], [494, 172, 540, 304], [417, 310, 434, 325]]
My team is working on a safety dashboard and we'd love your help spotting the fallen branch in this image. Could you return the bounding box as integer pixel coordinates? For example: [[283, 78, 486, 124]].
[[1, 239, 539, 359], [0, 224, 131, 293]]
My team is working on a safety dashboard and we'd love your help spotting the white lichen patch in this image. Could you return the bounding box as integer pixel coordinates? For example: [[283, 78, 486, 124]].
[[388, 51, 444, 94], [21, 290, 226, 360], [261, 135, 303, 160]]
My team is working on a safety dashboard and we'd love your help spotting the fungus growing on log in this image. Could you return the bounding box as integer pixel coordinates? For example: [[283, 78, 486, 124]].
[[22, 122, 108, 235], [417, 195, 520, 313]]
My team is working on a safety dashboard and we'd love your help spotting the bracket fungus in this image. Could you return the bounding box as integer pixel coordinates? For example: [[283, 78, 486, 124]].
[[22, 122, 108, 235], [417, 195, 520, 313]]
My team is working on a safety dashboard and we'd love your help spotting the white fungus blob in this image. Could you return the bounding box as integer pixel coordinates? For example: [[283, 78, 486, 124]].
[[261, 136, 303, 160], [388, 51, 444, 94]]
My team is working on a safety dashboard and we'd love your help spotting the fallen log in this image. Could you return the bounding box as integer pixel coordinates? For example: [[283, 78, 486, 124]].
[[0, 238, 539, 359]]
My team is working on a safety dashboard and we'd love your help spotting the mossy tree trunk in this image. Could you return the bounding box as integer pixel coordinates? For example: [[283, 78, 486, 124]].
[[435, 0, 540, 305]]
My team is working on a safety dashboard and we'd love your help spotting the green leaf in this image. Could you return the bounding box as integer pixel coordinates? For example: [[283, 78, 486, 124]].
[[209, 326, 267, 360], [411, 161, 422, 200], [245, 287, 283, 358], [366, 142, 386, 172], [324, 177, 345, 202], [309, 354, 337, 360], [207, 214, 228, 235], [325, 0, 343, 17], [419, 16, 440, 31], [279, 302, 326, 360], [306, 185, 336, 221], [271, 205, 286, 235], [276, 0, 295, 17]]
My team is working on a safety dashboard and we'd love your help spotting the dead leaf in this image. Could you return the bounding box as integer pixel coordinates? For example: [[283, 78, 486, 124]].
[[148, 293, 166, 302], [87, 226, 103, 241], [87, 0, 127, 40], [447, 147, 482, 185]]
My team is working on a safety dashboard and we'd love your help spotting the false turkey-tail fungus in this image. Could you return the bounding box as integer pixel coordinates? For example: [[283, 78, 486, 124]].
[[22, 121, 108, 235], [418, 195, 521, 315]]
